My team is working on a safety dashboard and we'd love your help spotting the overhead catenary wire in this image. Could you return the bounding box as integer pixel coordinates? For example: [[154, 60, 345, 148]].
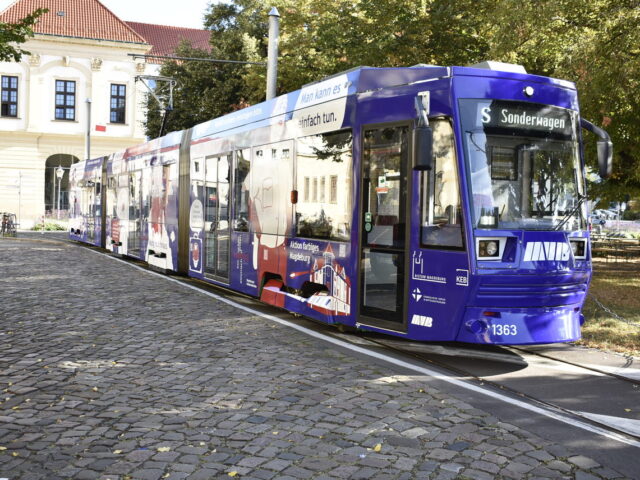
[[128, 53, 266, 66]]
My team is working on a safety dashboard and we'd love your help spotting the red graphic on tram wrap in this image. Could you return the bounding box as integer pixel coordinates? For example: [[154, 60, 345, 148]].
[[111, 218, 120, 243]]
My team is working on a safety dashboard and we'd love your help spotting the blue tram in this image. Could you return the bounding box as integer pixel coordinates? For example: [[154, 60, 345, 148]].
[[69, 62, 612, 345]]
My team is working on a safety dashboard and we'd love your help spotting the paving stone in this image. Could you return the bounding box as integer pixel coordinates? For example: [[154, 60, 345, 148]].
[[130, 469, 165, 480], [426, 448, 458, 460], [575, 472, 602, 480], [262, 458, 292, 472], [163, 463, 196, 474], [569, 455, 601, 469], [547, 459, 573, 473], [527, 449, 555, 462], [471, 460, 501, 474], [447, 441, 470, 451], [186, 469, 222, 480], [592, 466, 626, 479], [504, 461, 536, 474], [0, 238, 631, 480], [440, 462, 464, 473], [461, 469, 495, 480]]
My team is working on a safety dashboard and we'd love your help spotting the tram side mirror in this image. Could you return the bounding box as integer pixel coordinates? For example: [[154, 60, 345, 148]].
[[414, 125, 433, 171], [596, 138, 613, 179], [581, 118, 613, 179], [290, 189, 298, 204]]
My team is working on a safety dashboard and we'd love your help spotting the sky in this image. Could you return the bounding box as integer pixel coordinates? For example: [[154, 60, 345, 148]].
[[0, 0, 214, 29]]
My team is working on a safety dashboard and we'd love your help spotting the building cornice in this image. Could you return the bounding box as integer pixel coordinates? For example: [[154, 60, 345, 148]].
[[30, 34, 151, 53]]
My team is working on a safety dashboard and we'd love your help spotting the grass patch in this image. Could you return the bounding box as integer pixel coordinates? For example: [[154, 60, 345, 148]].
[[576, 258, 640, 357], [31, 221, 67, 231]]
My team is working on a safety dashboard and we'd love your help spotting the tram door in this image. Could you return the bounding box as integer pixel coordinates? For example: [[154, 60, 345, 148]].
[[203, 154, 231, 282], [84, 183, 95, 243], [359, 125, 409, 330], [128, 171, 142, 257]]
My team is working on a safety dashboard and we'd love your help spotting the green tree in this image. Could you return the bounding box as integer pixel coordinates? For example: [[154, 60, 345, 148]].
[[0, 8, 47, 62], [480, 0, 640, 201], [145, 0, 640, 202], [205, 0, 490, 103], [144, 40, 254, 137]]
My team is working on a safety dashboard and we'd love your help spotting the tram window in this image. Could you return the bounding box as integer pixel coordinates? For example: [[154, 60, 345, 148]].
[[251, 141, 293, 236], [106, 176, 116, 216], [295, 130, 352, 241], [95, 181, 101, 217], [490, 146, 517, 180], [421, 119, 464, 249], [232, 149, 250, 231], [363, 126, 408, 248]]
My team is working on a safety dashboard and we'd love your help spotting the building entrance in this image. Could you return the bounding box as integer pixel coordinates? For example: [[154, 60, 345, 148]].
[[44, 154, 79, 215]]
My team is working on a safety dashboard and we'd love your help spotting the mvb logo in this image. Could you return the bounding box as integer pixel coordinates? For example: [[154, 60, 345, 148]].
[[411, 314, 433, 327], [523, 242, 571, 262]]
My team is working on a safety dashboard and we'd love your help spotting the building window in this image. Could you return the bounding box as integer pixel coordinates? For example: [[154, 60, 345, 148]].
[[330, 175, 338, 203], [110, 84, 126, 123], [1, 76, 18, 117], [55, 80, 75, 121], [319, 176, 326, 203]]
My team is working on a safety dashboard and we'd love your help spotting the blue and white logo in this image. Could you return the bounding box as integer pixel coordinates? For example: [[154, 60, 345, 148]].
[[412, 288, 422, 301]]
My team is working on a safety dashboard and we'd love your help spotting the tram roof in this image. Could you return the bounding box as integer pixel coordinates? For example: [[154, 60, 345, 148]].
[[303, 64, 574, 93], [84, 64, 578, 165], [190, 65, 575, 141]]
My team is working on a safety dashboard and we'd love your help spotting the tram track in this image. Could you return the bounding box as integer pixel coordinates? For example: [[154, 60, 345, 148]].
[[346, 334, 640, 444], [508, 344, 640, 386]]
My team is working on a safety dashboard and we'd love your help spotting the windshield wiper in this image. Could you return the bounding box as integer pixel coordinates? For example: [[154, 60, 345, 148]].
[[554, 193, 587, 231]]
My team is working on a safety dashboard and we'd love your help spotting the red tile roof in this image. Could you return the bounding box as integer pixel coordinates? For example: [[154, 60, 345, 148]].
[[126, 22, 211, 58], [0, 0, 147, 44]]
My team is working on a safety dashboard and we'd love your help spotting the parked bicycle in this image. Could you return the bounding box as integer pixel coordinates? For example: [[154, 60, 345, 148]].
[[1, 212, 18, 237]]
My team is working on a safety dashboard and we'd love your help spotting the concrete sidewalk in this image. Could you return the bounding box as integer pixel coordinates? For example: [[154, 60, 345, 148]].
[[0, 238, 627, 480]]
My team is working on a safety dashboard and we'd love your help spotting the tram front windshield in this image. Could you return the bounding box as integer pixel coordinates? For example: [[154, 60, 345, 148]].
[[459, 99, 586, 231]]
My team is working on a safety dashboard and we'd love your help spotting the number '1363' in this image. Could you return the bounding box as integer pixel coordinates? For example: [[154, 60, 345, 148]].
[[491, 324, 517, 336]]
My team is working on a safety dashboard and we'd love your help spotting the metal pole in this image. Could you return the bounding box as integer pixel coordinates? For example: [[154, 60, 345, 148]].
[[56, 165, 64, 220], [86, 98, 92, 161], [57, 174, 61, 219], [266, 7, 280, 100], [17, 171, 21, 230]]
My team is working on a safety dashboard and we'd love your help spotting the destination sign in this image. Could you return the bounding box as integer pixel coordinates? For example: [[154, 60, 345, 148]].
[[470, 100, 574, 136]]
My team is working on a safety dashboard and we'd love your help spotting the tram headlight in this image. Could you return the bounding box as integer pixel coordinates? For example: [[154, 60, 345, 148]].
[[485, 241, 499, 256], [570, 239, 586, 259], [478, 239, 500, 259]]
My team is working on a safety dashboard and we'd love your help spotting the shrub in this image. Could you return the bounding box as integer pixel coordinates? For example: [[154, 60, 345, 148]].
[[31, 222, 67, 231]]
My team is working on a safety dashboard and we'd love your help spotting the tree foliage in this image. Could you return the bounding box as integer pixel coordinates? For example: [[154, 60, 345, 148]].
[[144, 41, 250, 137], [145, 0, 640, 201], [480, 0, 640, 201], [0, 8, 47, 62]]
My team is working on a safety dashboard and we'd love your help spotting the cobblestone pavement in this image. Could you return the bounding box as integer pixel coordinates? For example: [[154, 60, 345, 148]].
[[0, 238, 629, 480]]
